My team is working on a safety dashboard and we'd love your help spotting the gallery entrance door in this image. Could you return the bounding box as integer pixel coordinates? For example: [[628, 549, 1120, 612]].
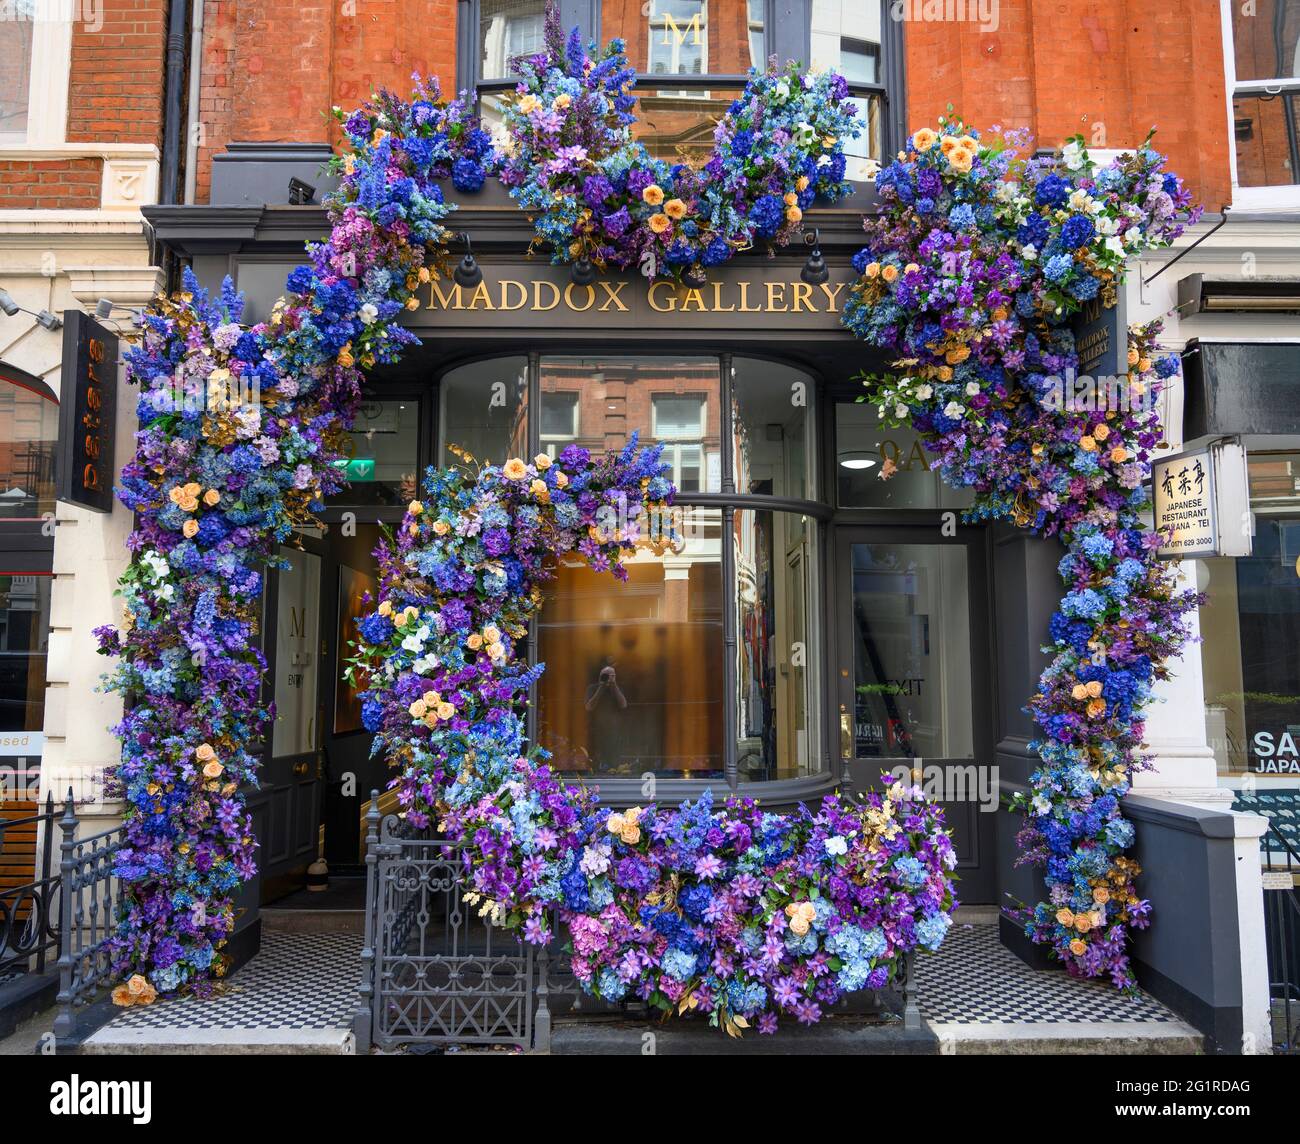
[[834, 527, 997, 903]]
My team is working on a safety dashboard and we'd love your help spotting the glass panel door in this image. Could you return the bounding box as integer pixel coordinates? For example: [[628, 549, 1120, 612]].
[[836, 528, 995, 901]]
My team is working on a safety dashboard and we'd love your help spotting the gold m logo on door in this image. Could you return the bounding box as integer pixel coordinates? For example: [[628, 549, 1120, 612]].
[[288, 605, 306, 639]]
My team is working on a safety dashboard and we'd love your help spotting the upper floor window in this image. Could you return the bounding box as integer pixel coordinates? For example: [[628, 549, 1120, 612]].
[[0, 0, 36, 142], [1225, 0, 1300, 205], [464, 0, 889, 173]]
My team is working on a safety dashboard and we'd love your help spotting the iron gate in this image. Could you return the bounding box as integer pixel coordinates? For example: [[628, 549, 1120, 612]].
[[354, 797, 541, 1051]]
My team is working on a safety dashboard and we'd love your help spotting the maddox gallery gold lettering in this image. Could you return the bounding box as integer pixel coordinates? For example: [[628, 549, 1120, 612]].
[[426, 277, 847, 315]]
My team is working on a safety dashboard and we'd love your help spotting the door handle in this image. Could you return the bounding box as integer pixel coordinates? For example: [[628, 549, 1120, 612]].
[[292, 760, 311, 777], [839, 708, 852, 759]]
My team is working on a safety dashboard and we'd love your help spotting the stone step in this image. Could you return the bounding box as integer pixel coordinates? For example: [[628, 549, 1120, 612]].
[[259, 908, 364, 934], [928, 1020, 1205, 1055], [80, 1026, 357, 1055]]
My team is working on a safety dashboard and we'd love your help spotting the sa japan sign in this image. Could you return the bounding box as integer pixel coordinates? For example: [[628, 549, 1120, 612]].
[[1152, 438, 1251, 560], [58, 310, 118, 514]]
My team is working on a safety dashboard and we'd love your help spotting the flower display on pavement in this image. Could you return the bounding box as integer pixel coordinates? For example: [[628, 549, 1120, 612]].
[[842, 116, 1202, 989]]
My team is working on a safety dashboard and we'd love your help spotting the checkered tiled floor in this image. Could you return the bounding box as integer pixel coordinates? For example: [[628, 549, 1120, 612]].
[[95, 923, 1178, 1037], [915, 923, 1177, 1024], [102, 931, 361, 1031]]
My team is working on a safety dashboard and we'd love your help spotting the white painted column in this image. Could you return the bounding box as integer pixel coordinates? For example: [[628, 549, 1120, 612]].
[[1130, 559, 1233, 810]]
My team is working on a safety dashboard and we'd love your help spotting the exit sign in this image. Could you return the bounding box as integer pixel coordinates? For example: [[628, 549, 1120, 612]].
[[332, 457, 375, 480]]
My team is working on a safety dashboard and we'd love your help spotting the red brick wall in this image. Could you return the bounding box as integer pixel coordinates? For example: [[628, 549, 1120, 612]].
[[194, 0, 458, 203], [188, 0, 1234, 210], [0, 158, 103, 209], [904, 0, 1232, 211], [67, 0, 169, 144]]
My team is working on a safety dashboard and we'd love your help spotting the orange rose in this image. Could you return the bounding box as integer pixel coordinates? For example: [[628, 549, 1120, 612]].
[[202, 760, 224, 779], [648, 212, 672, 234], [663, 198, 687, 219], [1069, 939, 1088, 956], [1110, 447, 1128, 464], [502, 458, 528, 481], [1055, 908, 1075, 927], [911, 127, 938, 152], [182, 519, 199, 538], [642, 184, 665, 206]]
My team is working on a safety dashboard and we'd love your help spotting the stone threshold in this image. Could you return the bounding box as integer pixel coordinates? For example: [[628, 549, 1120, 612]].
[[80, 1026, 357, 1055]]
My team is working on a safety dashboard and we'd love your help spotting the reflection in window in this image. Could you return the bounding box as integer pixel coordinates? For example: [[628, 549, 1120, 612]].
[[603, 0, 762, 73], [1201, 453, 1300, 776], [735, 509, 817, 782], [0, 574, 50, 735], [1233, 93, 1300, 188], [537, 506, 724, 778], [809, 0, 883, 174], [0, 372, 58, 520], [439, 357, 528, 467], [1232, 0, 1300, 82], [271, 549, 320, 757], [0, 1, 34, 140], [732, 358, 812, 500], [333, 399, 418, 506], [479, 0, 546, 81], [850, 543, 972, 760], [836, 403, 972, 509], [539, 356, 721, 491]]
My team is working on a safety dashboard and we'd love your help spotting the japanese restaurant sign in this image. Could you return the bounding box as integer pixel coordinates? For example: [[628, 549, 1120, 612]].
[[1152, 437, 1251, 560], [57, 311, 118, 514]]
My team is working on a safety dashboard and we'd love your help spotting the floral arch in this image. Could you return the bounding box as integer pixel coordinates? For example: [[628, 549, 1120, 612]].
[[97, 12, 1200, 1028]]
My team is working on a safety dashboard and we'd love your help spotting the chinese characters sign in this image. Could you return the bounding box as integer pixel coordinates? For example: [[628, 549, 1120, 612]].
[[58, 311, 118, 514], [1152, 438, 1251, 560]]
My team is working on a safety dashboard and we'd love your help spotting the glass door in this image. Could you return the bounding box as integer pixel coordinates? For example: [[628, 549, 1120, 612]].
[[835, 527, 995, 902]]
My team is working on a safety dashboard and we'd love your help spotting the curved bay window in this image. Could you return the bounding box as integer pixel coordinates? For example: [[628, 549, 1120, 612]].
[[464, 0, 894, 172], [435, 352, 823, 792]]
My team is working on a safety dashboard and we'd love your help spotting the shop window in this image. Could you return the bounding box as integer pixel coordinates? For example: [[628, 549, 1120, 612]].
[[332, 398, 420, 507], [734, 508, 818, 781], [536, 505, 725, 779], [1201, 451, 1300, 778], [732, 357, 812, 500], [0, 573, 50, 736], [835, 403, 972, 510], [271, 548, 321, 758], [539, 389, 579, 458], [439, 357, 528, 467], [1225, 0, 1300, 204], [0, 369, 58, 520], [540, 356, 722, 491]]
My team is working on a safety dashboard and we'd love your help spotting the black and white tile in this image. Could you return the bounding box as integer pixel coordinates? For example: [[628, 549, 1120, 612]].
[[101, 931, 361, 1032], [916, 923, 1177, 1024]]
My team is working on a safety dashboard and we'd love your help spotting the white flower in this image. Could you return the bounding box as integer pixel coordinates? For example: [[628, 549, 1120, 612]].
[[401, 634, 424, 653], [824, 835, 848, 857], [915, 383, 933, 400], [943, 400, 964, 420], [894, 402, 909, 419], [1021, 243, 1038, 261], [793, 121, 817, 147], [965, 381, 980, 396], [358, 302, 379, 324], [774, 79, 791, 103], [1061, 140, 1087, 171], [1104, 235, 1125, 257], [157, 583, 175, 602], [994, 180, 1020, 203], [412, 654, 439, 675]]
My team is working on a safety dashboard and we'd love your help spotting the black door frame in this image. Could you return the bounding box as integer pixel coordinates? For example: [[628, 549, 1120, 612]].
[[827, 519, 999, 902]]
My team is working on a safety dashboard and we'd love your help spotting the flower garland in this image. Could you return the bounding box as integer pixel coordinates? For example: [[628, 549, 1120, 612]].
[[841, 117, 1203, 989], [350, 452, 956, 1034], [486, 6, 861, 279]]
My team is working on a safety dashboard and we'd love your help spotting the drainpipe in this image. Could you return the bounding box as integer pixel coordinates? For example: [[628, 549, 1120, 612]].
[[160, 0, 189, 205], [183, 0, 204, 204]]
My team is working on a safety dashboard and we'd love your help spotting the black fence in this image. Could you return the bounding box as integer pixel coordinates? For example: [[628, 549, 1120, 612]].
[[1263, 822, 1300, 1055], [0, 792, 59, 981]]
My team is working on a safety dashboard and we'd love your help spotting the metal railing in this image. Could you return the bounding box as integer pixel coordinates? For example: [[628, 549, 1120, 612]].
[[1263, 821, 1300, 1055], [52, 791, 126, 1040], [354, 795, 538, 1052], [354, 791, 921, 1052], [0, 792, 60, 980]]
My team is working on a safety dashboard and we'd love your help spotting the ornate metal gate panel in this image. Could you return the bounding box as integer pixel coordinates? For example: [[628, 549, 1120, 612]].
[[355, 798, 536, 1051]]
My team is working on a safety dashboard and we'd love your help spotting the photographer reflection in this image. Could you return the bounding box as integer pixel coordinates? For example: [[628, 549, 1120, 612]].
[[583, 657, 628, 771]]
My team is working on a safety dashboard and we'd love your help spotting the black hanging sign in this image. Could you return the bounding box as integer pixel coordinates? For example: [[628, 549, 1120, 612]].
[[57, 310, 118, 514], [1070, 289, 1128, 379]]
